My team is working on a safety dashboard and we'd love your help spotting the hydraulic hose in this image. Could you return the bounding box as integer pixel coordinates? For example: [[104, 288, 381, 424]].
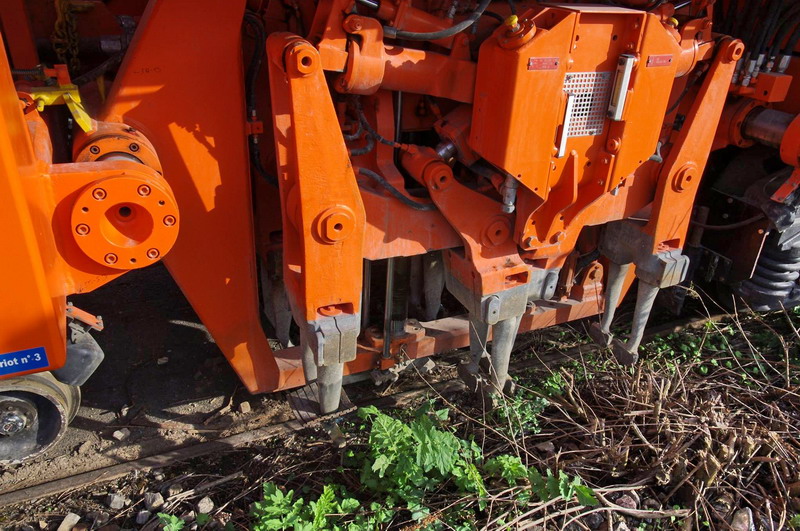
[[750, 0, 783, 65], [356, 168, 437, 211], [243, 12, 278, 187], [482, 10, 505, 24], [782, 14, 800, 58], [348, 132, 375, 157], [383, 0, 491, 41], [353, 98, 403, 149], [343, 120, 363, 142], [243, 12, 265, 115], [767, 4, 800, 68]]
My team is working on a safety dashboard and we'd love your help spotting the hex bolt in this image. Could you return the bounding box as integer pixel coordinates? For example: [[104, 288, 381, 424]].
[[92, 188, 107, 200], [89, 145, 101, 155], [129, 143, 140, 152], [0, 412, 26, 436], [104, 253, 118, 265], [137, 185, 151, 197], [75, 224, 90, 236], [146, 248, 160, 259], [163, 215, 176, 226]]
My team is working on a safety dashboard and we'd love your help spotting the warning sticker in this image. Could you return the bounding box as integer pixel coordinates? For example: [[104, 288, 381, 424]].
[[0, 347, 49, 377]]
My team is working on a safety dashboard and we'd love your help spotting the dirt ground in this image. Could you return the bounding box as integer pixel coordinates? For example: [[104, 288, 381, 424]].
[[0, 264, 292, 494]]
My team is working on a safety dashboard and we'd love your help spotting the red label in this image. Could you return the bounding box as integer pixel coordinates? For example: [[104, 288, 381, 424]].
[[646, 54, 673, 67], [527, 57, 560, 71]]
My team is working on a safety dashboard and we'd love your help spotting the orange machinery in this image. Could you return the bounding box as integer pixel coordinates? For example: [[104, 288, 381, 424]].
[[0, 0, 798, 462]]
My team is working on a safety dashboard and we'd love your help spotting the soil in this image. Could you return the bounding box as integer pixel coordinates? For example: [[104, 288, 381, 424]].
[[0, 264, 292, 495]]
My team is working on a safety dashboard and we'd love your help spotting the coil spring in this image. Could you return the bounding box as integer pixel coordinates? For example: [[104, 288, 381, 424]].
[[746, 245, 800, 300]]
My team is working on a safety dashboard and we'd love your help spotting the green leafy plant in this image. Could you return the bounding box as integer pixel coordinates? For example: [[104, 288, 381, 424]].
[[528, 468, 598, 506], [246, 402, 597, 530], [250, 482, 371, 531], [484, 455, 528, 486], [492, 389, 549, 437], [789, 514, 800, 529], [357, 403, 487, 517], [157, 513, 186, 531], [251, 483, 308, 530]]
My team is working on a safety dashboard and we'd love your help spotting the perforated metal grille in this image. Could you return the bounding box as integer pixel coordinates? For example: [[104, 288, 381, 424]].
[[563, 72, 612, 137]]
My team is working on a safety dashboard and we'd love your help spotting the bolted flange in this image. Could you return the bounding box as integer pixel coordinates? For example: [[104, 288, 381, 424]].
[[71, 172, 179, 270]]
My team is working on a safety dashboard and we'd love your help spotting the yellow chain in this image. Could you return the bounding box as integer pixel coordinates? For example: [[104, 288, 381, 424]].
[[51, 0, 81, 74]]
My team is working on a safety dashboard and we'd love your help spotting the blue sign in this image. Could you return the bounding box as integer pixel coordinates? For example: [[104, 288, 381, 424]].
[[0, 347, 49, 377]]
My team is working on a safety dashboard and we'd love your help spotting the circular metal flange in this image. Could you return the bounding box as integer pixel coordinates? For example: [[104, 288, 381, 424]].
[[74, 122, 162, 173], [71, 174, 179, 269], [0, 372, 80, 465]]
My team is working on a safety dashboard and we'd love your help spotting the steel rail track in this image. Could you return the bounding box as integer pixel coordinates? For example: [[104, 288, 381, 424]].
[[0, 312, 725, 507]]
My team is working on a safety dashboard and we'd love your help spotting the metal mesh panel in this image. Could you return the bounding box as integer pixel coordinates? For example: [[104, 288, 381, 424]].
[[563, 72, 612, 137]]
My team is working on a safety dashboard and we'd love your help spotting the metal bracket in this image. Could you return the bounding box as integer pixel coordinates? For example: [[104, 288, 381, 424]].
[[66, 303, 104, 331], [306, 313, 361, 366]]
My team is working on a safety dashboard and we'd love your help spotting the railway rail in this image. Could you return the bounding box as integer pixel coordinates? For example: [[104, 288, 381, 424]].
[[0, 311, 724, 508]]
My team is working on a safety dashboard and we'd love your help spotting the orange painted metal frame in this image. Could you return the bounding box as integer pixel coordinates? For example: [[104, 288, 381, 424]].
[[0, 32, 180, 377], [267, 33, 366, 325], [0, 34, 65, 376], [0, 0, 763, 401], [96, 0, 283, 392]]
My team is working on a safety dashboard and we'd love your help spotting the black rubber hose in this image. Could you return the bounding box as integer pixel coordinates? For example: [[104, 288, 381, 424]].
[[243, 12, 266, 115], [767, 4, 800, 63], [250, 143, 279, 187], [740, 0, 765, 49], [243, 12, 278, 187], [356, 168, 437, 211], [343, 120, 363, 141], [348, 132, 375, 157], [751, 0, 784, 61], [506, 0, 516, 15], [782, 11, 800, 56], [383, 0, 491, 41], [353, 98, 401, 148], [720, 0, 735, 35], [73, 53, 123, 86], [482, 10, 505, 24]]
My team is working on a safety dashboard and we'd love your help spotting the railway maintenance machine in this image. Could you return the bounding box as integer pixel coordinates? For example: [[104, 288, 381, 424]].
[[1, 0, 799, 463]]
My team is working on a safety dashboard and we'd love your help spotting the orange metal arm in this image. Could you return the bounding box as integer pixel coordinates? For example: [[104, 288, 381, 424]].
[[336, 14, 476, 103], [267, 33, 366, 364], [402, 146, 530, 296], [97, 0, 282, 393], [645, 38, 745, 252]]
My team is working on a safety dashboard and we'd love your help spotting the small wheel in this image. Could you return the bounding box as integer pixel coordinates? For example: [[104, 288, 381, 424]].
[[0, 372, 80, 465]]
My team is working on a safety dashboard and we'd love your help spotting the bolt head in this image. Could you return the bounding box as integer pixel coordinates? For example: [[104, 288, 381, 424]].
[[89, 145, 101, 155], [319, 210, 353, 243], [137, 185, 151, 197], [104, 253, 118, 264], [163, 215, 177, 227], [0, 412, 26, 435], [485, 220, 510, 247], [92, 188, 107, 200], [129, 143, 140, 152], [146, 248, 160, 259], [75, 224, 90, 236]]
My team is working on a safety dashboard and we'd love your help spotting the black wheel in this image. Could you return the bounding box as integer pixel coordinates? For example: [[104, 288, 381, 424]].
[[0, 372, 80, 465]]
